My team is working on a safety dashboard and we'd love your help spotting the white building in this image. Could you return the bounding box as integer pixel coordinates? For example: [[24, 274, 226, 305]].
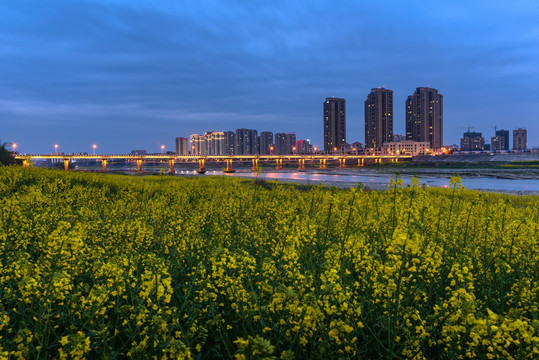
[[383, 140, 430, 156], [190, 134, 206, 156], [205, 131, 226, 155]]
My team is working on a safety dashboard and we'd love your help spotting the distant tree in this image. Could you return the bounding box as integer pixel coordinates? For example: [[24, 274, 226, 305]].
[[0, 141, 17, 166]]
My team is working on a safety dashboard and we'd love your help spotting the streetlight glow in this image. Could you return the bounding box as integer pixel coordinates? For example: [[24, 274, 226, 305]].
[[161, 145, 165, 154], [93, 144, 97, 155]]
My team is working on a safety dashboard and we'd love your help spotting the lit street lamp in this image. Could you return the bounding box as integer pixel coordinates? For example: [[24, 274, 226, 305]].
[[92, 144, 97, 155], [161, 145, 165, 154], [12, 143, 17, 152], [54, 144, 59, 154]]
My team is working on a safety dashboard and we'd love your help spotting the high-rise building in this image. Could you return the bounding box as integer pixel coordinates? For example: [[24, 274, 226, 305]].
[[513, 128, 527, 151], [259, 131, 273, 155], [460, 131, 485, 151], [224, 131, 236, 155], [235, 128, 258, 155], [190, 134, 206, 155], [175, 137, 189, 155], [275, 132, 296, 155], [323, 97, 346, 153], [406, 87, 443, 149], [491, 129, 509, 151], [496, 129, 509, 150], [365, 88, 393, 149], [205, 131, 226, 155]]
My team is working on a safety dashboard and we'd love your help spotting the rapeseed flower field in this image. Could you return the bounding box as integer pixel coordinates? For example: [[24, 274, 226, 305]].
[[0, 166, 537, 359]]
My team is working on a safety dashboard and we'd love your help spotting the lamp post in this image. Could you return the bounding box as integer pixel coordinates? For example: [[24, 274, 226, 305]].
[[92, 144, 97, 155], [12, 143, 17, 153], [54, 144, 59, 154], [161, 145, 165, 154]]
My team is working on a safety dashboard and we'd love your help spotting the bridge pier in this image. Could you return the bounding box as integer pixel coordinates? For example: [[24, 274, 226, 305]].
[[358, 158, 364, 167], [251, 158, 259, 172], [63, 159, 70, 171], [319, 159, 326, 169], [224, 159, 235, 173], [101, 159, 107, 171], [197, 158, 206, 174], [136, 159, 143, 172], [276, 158, 283, 170], [168, 158, 175, 174], [339, 158, 346, 168], [298, 158, 305, 169]]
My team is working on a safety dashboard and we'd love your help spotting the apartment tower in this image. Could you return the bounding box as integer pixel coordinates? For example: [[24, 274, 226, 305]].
[[365, 88, 393, 149], [323, 97, 346, 153], [259, 132, 274, 155], [406, 87, 443, 150], [175, 137, 189, 155], [513, 128, 527, 151]]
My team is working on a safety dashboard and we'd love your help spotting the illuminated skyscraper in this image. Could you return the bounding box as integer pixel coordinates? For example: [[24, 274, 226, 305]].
[[406, 87, 443, 149], [365, 88, 393, 149], [323, 97, 346, 153], [235, 128, 258, 155]]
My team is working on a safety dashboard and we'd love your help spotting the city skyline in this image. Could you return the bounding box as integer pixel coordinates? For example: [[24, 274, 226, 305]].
[[1, 1, 538, 153]]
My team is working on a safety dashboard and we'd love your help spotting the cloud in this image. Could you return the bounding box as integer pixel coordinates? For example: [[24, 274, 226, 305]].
[[1, 0, 538, 152]]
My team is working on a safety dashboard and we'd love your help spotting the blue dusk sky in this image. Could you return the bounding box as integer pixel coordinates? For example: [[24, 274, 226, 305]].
[[1, 0, 538, 154]]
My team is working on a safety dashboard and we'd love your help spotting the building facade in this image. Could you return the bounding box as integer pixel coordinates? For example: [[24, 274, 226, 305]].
[[224, 131, 236, 155], [406, 87, 443, 150], [365, 88, 393, 149], [295, 139, 313, 154], [460, 131, 485, 151], [513, 128, 527, 151], [175, 137, 189, 155], [275, 132, 296, 155], [383, 140, 430, 156], [495, 129, 509, 150], [491, 129, 510, 151], [259, 131, 273, 155], [205, 131, 226, 155], [190, 134, 206, 155], [323, 97, 346, 153], [235, 128, 258, 155]]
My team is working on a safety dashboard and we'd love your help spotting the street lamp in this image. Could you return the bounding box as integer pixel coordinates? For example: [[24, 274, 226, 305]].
[[161, 145, 165, 154], [313, 146, 317, 153], [12, 143, 17, 152], [54, 144, 59, 154], [92, 144, 97, 155], [292, 146, 296, 154], [269, 146, 274, 155]]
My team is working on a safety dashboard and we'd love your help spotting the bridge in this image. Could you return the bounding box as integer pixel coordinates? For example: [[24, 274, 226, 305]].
[[14, 154, 413, 173]]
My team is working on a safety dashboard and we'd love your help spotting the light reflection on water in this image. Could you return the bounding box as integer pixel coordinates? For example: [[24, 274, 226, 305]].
[[65, 163, 539, 193], [221, 170, 539, 193]]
